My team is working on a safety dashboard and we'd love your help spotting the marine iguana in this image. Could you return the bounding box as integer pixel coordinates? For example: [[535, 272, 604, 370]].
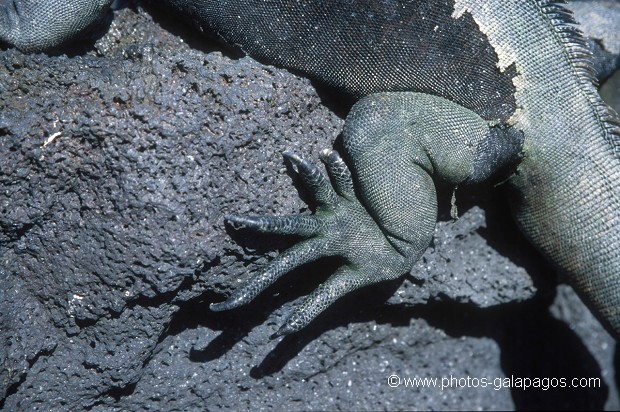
[[1, 0, 620, 340]]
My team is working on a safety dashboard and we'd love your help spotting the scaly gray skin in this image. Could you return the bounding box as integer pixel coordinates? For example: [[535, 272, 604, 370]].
[[2, 0, 620, 339], [0, 0, 113, 52]]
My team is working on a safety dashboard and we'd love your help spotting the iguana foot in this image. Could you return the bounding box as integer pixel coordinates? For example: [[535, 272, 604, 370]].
[[211, 149, 410, 337]]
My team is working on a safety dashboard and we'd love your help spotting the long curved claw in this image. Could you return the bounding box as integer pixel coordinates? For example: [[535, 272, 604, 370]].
[[283, 151, 338, 208], [210, 238, 327, 311]]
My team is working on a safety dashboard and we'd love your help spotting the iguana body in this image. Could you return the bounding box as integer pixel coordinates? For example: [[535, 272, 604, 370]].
[[2, 0, 620, 338]]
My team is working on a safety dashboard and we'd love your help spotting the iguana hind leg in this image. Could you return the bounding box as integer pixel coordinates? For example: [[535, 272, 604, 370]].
[[213, 92, 522, 336]]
